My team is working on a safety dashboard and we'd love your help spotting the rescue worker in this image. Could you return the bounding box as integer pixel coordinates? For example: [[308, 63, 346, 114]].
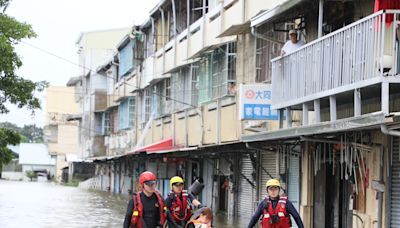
[[248, 179, 304, 228], [185, 207, 213, 228], [123, 171, 166, 228], [165, 176, 202, 228]]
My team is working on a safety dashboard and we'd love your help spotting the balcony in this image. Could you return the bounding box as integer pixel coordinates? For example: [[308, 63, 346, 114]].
[[271, 10, 400, 127]]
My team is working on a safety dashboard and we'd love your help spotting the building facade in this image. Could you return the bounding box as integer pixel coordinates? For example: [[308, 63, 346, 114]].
[[67, 0, 400, 227]]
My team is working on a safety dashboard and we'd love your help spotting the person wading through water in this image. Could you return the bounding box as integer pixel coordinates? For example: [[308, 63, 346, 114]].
[[165, 176, 202, 228], [248, 179, 304, 228], [124, 171, 166, 228]]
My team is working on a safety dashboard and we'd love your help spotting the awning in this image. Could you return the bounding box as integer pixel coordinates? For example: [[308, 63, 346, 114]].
[[241, 112, 392, 143], [148, 73, 171, 85], [217, 21, 251, 38], [132, 137, 174, 153], [66, 114, 82, 121], [189, 39, 236, 60], [163, 59, 200, 74], [251, 0, 307, 27], [65, 154, 81, 162], [66, 76, 82, 86]]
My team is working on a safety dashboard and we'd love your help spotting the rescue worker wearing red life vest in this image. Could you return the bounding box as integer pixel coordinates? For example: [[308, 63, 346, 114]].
[[123, 171, 166, 228], [248, 179, 304, 228], [165, 176, 202, 228]]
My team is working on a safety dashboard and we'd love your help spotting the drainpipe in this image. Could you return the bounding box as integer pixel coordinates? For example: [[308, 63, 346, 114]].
[[318, 0, 324, 38], [242, 0, 246, 23], [380, 124, 400, 228], [159, 8, 166, 73], [217, 99, 221, 144], [377, 145, 384, 228], [381, 124, 400, 137], [194, 106, 204, 146], [219, 0, 225, 39], [187, 0, 191, 59], [201, 0, 207, 48], [172, 0, 177, 66]]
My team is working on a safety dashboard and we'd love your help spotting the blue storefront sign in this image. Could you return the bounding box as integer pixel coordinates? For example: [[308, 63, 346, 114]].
[[239, 84, 279, 120]]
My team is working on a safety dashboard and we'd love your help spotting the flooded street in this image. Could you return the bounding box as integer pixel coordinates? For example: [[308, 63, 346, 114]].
[[0, 180, 128, 228], [0, 180, 248, 228]]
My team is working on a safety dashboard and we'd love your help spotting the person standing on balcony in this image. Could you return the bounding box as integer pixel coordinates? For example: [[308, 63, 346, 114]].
[[247, 179, 304, 228], [123, 171, 166, 228], [281, 30, 305, 56]]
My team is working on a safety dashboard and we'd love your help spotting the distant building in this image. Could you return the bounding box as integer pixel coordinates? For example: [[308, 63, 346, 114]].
[[2, 143, 56, 181], [44, 86, 81, 182]]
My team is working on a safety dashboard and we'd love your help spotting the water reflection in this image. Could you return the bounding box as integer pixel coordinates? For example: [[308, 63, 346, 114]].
[[0, 180, 128, 228], [0, 180, 249, 228]]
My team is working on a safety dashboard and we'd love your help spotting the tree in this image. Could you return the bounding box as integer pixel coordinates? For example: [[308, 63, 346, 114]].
[[0, 0, 47, 175], [25, 170, 37, 181], [0, 122, 44, 143], [0, 127, 20, 173]]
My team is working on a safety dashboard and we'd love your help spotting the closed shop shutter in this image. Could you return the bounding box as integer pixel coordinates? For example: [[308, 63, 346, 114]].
[[238, 155, 257, 219], [201, 159, 214, 207], [391, 136, 400, 227], [114, 163, 120, 194], [288, 153, 300, 228], [259, 151, 278, 200]]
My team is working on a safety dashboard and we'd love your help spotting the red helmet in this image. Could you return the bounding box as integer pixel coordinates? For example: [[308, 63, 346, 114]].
[[139, 171, 156, 185]]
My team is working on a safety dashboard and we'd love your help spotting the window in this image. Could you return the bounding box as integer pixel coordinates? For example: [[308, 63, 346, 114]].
[[101, 111, 110, 135], [191, 64, 199, 106], [153, 79, 172, 117], [141, 87, 152, 124], [119, 41, 134, 78], [198, 42, 236, 103], [118, 97, 135, 130], [145, 28, 155, 58], [255, 23, 285, 82], [171, 64, 199, 110], [191, 0, 208, 24]]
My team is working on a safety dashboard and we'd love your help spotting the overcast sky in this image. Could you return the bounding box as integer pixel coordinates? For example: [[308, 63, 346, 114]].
[[2, 0, 158, 127]]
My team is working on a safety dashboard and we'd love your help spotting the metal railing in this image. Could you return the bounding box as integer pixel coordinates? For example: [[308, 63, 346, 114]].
[[271, 10, 400, 109]]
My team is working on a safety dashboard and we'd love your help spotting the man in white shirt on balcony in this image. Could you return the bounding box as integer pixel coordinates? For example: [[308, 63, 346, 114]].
[[281, 29, 305, 56]]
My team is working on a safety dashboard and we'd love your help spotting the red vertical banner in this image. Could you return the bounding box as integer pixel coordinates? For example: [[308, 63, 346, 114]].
[[375, 0, 400, 27]]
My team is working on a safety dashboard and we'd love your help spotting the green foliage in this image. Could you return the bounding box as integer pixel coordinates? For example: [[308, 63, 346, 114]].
[[0, 1, 48, 114], [64, 179, 80, 187], [25, 170, 37, 181], [0, 127, 20, 171], [0, 1, 47, 170], [0, 122, 44, 143]]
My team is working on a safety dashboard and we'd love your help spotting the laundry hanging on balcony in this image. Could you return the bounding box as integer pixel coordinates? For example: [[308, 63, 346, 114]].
[[374, 0, 400, 27]]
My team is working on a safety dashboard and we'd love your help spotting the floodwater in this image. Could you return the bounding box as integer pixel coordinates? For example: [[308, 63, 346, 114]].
[[0, 180, 249, 228], [0, 180, 128, 228]]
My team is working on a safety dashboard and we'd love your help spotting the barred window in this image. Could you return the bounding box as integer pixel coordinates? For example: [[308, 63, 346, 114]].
[[153, 79, 171, 117], [171, 64, 199, 110], [118, 97, 135, 130], [198, 42, 236, 103]]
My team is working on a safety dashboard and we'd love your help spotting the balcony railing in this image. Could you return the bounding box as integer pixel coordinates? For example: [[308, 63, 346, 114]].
[[271, 10, 400, 110]]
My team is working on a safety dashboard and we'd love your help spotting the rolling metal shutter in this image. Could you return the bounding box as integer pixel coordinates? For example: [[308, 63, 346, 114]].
[[259, 151, 278, 200], [238, 155, 257, 219], [288, 153, 300, 228], [391, 136, 400, 227]]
